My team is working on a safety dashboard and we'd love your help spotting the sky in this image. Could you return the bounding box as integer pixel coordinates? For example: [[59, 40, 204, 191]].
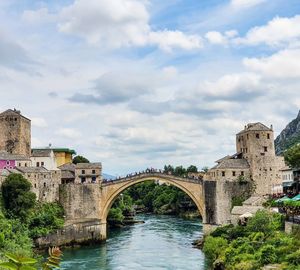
[[0, 0, 300, 175]]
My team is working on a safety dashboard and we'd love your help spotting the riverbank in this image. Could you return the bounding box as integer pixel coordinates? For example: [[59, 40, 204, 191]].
[[202, 210, 300, 270]]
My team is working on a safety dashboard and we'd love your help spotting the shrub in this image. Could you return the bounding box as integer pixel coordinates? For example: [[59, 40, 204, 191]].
[[286, 249, 300, 266], [258, 244, 277, 265], [203, 236, 228, 264]]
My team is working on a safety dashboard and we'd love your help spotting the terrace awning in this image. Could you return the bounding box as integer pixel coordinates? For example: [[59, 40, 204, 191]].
[[292, 194, 300, 201], [275, 196, 292, 203]]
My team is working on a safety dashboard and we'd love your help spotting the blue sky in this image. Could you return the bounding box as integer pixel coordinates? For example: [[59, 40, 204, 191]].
[[0, 0, 300, 175]]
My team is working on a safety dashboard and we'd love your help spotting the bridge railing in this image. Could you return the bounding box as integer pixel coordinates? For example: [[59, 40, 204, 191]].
[[102, 170, 203, 186]]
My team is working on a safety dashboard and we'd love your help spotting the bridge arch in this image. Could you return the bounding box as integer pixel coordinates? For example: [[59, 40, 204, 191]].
[[99, 173, 205, 238]]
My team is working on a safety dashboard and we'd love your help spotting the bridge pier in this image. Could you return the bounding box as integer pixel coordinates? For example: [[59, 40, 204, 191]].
[[99, 221, 107, 240]]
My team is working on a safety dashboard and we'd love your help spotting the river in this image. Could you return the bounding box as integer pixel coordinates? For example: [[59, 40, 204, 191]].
[[60, 214, 206, 270]]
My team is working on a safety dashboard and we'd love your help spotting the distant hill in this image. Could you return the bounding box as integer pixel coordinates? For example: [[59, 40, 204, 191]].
[[103, 173, 116, 180], [275, 110, 300, 155]]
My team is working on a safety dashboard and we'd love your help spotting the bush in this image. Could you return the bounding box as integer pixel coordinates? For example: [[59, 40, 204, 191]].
[[203, 236, 228, 264], [286, 249, 300, 266], [108, 208, 124, 224], [28, 203, 64, 238], [258, 245, 277, 265]]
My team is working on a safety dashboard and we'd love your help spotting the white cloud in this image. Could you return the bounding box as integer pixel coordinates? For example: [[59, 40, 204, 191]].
[[205, 31, 226, 45], [200, 73, 263, 98], [244, 48, 300, 78], [56, 128, 82, 139], [148, 30, 202, 51], [58, 0, 202, 51], [31, 117, 48, 128], [230, 0, 266, 9], [205, 30, 238, 45], [236, 15, 300, 46], [22, 8, 56, 24]]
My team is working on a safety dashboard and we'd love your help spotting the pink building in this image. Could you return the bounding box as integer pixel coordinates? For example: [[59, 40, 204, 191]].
[[0, 159, 16, 170], [0, 151, 31, 170]]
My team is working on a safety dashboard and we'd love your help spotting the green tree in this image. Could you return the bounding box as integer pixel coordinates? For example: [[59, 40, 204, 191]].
[[72, 155, 90, 164], [203, 236, 228, 265], [201, 166, 209, 173], [186, 165, 198, 173], [1, 174, 36, 219], [174, 166, 186, 176], [284, 143, 300, 168]]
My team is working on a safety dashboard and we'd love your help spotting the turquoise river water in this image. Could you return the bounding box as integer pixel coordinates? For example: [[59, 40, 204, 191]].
[[60, 214, 206, 270]]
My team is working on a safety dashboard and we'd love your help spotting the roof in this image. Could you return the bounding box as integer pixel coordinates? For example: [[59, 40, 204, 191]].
[[31, 149, 52, 157], [16, 167, 49, 173], [32, 148, 76, 155], [0, 151, 31, 161], [58, 163, 75, 172], [0, 109, 31, 122], [75, 163, 102, 169], [215, 155, 231, 163], [212, 158, 250, 169], [237, 122, 272, 135], [61, 170, 75, 179]]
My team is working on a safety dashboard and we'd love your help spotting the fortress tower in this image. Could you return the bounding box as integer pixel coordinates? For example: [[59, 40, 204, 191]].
[[236, 123, 284, 195], [0, 109, 31, 157]]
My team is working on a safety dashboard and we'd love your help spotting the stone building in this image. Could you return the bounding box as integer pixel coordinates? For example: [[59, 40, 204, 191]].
[[59, 163, 76, 184], [75, 163, 102, 184], [207, 122, 285, 195], [31, 149, 58, 170], [15, 167, 61, 202], [0, 109, 31, 157]]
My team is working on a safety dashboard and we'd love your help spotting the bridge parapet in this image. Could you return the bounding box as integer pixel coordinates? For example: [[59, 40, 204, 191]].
[[102, 172, 203, 186]]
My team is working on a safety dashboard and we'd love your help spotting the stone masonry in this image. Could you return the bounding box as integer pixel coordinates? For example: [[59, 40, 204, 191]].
[[0, 109, 31, 157]]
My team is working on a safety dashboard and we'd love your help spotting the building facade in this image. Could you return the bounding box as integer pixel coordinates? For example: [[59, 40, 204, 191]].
[[75, 163, 102, 184], [0, 109, 31, 157], [207, 123, 285, 195], [31, 149, 58, 170]]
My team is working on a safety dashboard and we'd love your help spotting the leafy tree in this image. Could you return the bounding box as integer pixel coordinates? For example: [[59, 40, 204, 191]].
[[174, 166, 186, 176], [284, 143, 300, 168], [163, 165, 174, 174], [72, 155, 90, 164], [258, 245, 277, 265], [201, 166, 209, 172], [186, 165, 198, 173], [1, 174, 36, 219]]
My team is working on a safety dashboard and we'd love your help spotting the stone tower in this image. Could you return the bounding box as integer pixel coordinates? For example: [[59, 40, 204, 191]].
[[236, 123, 284, 195], [0, 109, 31, 157]]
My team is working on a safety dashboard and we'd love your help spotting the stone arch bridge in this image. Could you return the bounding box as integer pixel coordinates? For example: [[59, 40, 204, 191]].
[[58, 171, 249, 244]]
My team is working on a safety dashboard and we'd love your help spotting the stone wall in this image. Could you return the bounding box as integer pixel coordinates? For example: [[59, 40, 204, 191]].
[[35, 219, 106, 248], [59, 184, 101, 221], [0, 110, 31, 157], [214, 179, 253, 225]]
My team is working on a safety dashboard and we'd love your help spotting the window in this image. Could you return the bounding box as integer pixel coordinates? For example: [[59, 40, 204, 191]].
[[82, 170, 85, 174], [222, 171, 225, 177], [34, 184, 36, 188], [41, 162, 44, 166], [241, 171, 244, 176], [81, 177, 86, 183], [247, 134, 249, 139], [267, 133, 270, 139], [6, 160, 9, 165], [264, 146, 268, 152], [36, 162, 40, 167], [256, 133, 260, 139], [18, 163, 21, 166], [43, 182, 46, 187], [245, 148, 248, 153], [232, 171, 236, 176], [92, 169, 96, 174], [92, 177, 96, 183]]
